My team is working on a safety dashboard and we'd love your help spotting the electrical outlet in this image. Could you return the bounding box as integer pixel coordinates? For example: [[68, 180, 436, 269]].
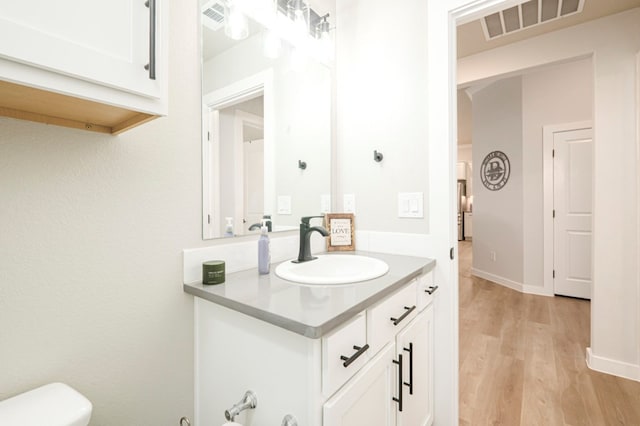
[[490, 251, 496, 261], [343, 194, 356, 214], [320, 194, 331, 213], [277, 195, 292, 215]]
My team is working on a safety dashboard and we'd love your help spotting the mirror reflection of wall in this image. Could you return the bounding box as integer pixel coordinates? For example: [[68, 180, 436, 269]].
[[212, 96, 265, 238], [201, 0, 334, 240]]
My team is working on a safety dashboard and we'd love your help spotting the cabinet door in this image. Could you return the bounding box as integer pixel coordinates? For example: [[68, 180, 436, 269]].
[[324, 343, 397, 426], [395, 307, 434, 426], [0, 0, 161, 98]]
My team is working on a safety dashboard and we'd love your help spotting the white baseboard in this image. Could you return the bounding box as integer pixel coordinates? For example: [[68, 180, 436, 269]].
[[471, 268, 553, 297], [522, 284, 554, 297], [586, 348, 640, 382], [471, 268, 524, 292]]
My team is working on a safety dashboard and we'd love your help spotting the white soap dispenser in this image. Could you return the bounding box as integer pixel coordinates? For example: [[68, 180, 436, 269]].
[[258, 220, 270, 274], [224, 217, 234, 237]]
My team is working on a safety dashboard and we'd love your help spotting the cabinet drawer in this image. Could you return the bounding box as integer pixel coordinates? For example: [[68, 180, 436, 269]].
[[322, 312, 368, 397], [323, 342, 396, 426], [367, 281, 418, 356], [416, 272, 436, 311]]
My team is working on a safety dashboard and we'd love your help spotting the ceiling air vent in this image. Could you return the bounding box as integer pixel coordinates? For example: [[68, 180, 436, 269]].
[[202, 0, 225, 31], [481, 0, 584, 40]]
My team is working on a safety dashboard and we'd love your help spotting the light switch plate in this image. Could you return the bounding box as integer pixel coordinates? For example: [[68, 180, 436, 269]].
[[321, 194, 331, 213], [343, 194, 356, 214], [278, 195, 292, 215], [398, 192, 423, 218]]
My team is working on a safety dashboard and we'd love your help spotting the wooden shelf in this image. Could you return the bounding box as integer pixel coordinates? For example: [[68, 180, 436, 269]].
[[0, 80, 157, 135]]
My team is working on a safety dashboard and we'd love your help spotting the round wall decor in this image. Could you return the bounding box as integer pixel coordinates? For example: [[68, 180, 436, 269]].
[[480, 150, 510, 191]]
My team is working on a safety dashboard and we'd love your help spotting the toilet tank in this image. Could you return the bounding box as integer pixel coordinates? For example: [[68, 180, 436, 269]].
[[0, 382, 92, 426]]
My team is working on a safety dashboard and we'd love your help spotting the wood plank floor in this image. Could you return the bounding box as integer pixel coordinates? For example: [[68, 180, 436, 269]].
[[458, 241, 640, 425]]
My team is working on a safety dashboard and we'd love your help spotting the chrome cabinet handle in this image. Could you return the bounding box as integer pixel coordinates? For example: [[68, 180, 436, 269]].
[[144, 0, 156, 80], [392, 353, 403, 412], [340, 344, 369, 368], [390, 305, 416, 326], [425, 285, 439, 295]]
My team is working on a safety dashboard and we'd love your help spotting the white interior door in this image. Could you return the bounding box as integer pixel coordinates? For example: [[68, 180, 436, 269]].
[[553, 127, 593, 299]]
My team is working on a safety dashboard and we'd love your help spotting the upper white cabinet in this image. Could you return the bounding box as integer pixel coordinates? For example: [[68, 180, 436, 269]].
[[457, 162, 467, 180], [0, 0, 167, 134]]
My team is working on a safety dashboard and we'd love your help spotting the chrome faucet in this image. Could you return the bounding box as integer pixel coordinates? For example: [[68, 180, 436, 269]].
[[294, 215, 329, 263]]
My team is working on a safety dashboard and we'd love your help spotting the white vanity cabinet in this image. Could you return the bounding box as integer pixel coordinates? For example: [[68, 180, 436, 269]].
[[193, 268, 436, 426], [324, 286, 434, 426], [0, 0, 167, 134]]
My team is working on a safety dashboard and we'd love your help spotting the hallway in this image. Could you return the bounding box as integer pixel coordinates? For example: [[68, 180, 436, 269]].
[[458, 241, 640, 425]]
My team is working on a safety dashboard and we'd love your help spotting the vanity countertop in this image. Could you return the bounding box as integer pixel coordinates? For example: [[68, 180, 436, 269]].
[[183, 251, 435, 338]]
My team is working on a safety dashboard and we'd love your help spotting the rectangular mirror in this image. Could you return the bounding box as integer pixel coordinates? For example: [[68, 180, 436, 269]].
[[201, 0, 334, 239]]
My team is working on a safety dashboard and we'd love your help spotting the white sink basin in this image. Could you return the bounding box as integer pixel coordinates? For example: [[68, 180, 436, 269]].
[[275, 254, 389, 285]]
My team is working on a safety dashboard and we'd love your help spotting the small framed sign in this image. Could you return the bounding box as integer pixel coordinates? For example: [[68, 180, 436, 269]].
[[325, 213, 356, 252]]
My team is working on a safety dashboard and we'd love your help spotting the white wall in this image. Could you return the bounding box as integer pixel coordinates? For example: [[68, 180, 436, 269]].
[[457, 90, 473, 146], [0, 1, 200, 423], [336, 0, 429, 234], [203, 34, 273, 94], [457, 145, 472, 163], [522, 58, 593, 289], [272, 60, 332, 227], [472, 76, 524, 284], [460, 8, 640, 378], [469, 59, 593, 291]]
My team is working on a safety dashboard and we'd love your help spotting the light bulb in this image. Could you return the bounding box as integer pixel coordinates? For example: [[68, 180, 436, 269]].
[[287, 0, 308, 40], [293, 10, 307, 39]]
